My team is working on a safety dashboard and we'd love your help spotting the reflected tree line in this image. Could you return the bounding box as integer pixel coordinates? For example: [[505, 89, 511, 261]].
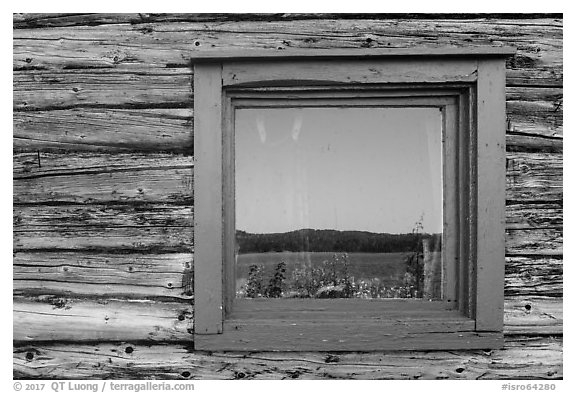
[[236, 228, 441, 254]]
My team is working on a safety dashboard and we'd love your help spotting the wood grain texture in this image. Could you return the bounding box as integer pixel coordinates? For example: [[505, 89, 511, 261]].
[[13, 108, 193, 152], [13, 336, 562, 379], [506, 134, 562, 154], [504, 296, 562, 335], [14, 204, 192, 228], [14, 165, 193, 205], [14, 226, 193, 252], [506, 87, 562, 139], [505, 228, 562, 256], [13, 18, 562, 87], [506, 153, 562, 202], [506, 203, 562, 230], [13, 68, 192, 111], [13, 13, 562, 28], [14, 152, 192, 178], [13, 252, 193, 300], [14, 296, 193, 342], [505, 257, 562, 297]]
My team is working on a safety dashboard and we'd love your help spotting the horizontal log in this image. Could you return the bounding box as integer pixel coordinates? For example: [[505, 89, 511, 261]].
[[506, 153, 562, 202], [13, 202, 194, 252], [13, 108, 193, 152], [13, 226, 193, 252], [505, 257, 562, 297], [13, 252, 193, 300], [506, 203, 562, 230], [13, 19, 561, 86], [13, 68, 192, 111], [13, 14, 564, 29], [504, 296, 562, 335], [13, 152, 192, 178], [506, 134, 562, 154], [14, 204, 192, 228], [505, 228, 562, 256], [13, 336, 562, 379], [507, 102, 563, 138], [506, 87, 562, 138], [13, 296, 193, 343], [505, 203, 563, 255], [14, 167, 193, 204]]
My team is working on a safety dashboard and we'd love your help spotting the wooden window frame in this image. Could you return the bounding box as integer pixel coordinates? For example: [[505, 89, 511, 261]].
[[193, 48, 514, 351]]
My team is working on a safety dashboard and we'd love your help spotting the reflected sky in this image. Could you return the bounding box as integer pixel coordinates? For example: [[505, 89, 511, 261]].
[[235, 107, 442, 234]]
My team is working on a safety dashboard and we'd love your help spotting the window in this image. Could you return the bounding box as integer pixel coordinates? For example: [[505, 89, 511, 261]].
[[193, 48, 513, 350]]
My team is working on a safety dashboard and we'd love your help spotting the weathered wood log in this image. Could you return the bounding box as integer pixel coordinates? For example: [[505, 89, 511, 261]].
[[506, 203, 562, 229], [13, 296, 193, 343], [13, 108, 193, 152], [13, 152, 192, 178], [13, 18, 562, 86], [504, 296, 562, 335], [506, 133, 562, 154], [12, 13, 563, 28], [13, 252, 193, 300], [13, 336, 562, 379], [14, 168, 193, 204], [13, 68, 192, 111], [506, 153, 562, 202], [506, 87, 562, 139], [505, 257, 562, 297], [14, 204, 192, 228], [505, 228, 562, 256], [13, 226, 193, 252]]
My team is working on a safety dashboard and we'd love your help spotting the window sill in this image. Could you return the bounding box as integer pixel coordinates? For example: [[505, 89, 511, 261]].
[[195, 299, 503, 351]]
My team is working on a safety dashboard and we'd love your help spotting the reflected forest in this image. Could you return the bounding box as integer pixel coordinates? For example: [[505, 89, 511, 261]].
[[235, 107, 443, 300]]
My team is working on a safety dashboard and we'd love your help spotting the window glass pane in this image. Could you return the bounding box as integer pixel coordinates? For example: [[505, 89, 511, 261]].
[[235, 106, 443, 299]]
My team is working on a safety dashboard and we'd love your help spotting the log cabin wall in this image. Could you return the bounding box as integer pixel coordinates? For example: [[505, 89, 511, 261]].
[[13, 14, 562, 379]]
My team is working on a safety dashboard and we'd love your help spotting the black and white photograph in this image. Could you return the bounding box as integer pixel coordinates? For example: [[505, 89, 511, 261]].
[[10, 9, 563, 384]]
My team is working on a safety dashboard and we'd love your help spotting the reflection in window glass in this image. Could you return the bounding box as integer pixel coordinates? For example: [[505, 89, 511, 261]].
[[235, 107, 442, 299]]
